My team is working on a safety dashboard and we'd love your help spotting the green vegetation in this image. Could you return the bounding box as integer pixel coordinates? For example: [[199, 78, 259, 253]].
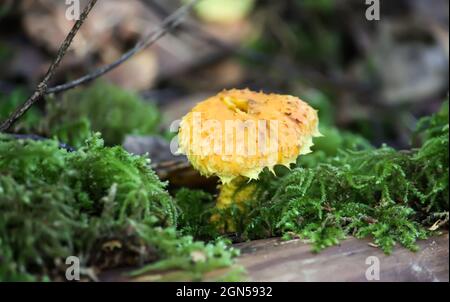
[[0, 0, 447, 283], [0, 134, 238, 281], [0, 81, 161, 147], [0, 80, 447, 280], [41, 81, 161, 147], [177, 101, 449, 254], [176, 188, 221, 240]]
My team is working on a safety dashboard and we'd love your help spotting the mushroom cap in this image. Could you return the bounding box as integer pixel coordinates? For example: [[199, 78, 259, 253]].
[[178, 89, 320, 183]]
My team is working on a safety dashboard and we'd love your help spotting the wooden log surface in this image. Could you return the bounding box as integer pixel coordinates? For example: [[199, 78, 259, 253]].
[[100, 233, 448, 282], [236, 233, 449, 282]]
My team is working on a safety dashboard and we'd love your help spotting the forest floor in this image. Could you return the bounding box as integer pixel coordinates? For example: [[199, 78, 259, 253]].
[[99, 233, 449, 282]]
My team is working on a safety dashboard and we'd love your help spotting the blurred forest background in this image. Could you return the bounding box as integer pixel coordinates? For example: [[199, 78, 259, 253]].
[[0, 0, 448, 148]]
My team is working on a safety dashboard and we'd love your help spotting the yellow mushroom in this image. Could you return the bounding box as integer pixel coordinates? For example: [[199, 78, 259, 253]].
[[178, 88, 321, 183], [178, 88, 320, 230]]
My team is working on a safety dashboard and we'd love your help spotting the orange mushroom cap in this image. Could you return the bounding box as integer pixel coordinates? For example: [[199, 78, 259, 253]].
[[178, 89, 321, 183]]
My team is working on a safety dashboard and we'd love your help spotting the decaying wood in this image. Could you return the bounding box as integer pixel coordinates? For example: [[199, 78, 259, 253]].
[[98, 233, 448, 282], [123, 135, 218, 190], [236, 233, 449, 282]]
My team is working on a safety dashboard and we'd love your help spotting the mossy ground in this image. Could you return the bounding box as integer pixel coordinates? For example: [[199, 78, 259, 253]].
[[176, 101, 449, 253], [0, 134, 239, 281], [0, 83, 448, 281]]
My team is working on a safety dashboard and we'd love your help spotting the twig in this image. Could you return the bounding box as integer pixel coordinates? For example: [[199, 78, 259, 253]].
[[46, 0, 198, 95], [0, 0, 98, 132], [143, 0, 244, 55], [1, 0, 196, 131]]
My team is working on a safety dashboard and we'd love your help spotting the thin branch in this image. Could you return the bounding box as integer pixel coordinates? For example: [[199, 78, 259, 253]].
[[0, 0, 98, 132], [143, 0, 238, 54], [46, 0, 198, 95]]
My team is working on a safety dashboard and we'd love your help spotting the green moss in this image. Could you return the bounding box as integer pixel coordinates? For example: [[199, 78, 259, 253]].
[[175, 188, 220, 240], [41, 117, 92, 149], [40, 81, 160, 147], [246, 144, 442, 253], [0, 83, 161, 147], [1, 81, 447, 280], [415, 100, 449, 142], [0, 134, 238, 281], [128, 230, 240, 281], [249, 102, 448, 253]]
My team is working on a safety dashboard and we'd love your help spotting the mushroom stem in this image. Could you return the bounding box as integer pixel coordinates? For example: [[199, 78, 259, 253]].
[[213, 176, 257, 232]]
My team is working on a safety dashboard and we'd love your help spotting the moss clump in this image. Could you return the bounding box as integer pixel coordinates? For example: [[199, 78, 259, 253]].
[[1, 82, 161, 147], [40, 81, 160, 147], [175, 188, 219, 240], [0, 134, 238, 281]]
